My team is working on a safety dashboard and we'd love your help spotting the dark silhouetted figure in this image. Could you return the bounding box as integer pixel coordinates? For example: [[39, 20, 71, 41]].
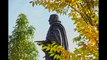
[[44, 14, 69, 60]]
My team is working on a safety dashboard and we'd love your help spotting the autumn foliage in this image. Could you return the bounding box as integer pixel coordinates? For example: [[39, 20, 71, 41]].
[[30, 0, 99, 60], [37, 41, 71, 60]]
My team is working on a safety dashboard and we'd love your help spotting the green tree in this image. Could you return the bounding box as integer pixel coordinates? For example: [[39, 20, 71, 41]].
[[8, 13, 38, 60], [30, 0, 99, 60]]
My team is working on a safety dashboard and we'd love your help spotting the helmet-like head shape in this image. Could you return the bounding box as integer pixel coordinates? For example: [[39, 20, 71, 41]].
[[49, 14, 60, 25]]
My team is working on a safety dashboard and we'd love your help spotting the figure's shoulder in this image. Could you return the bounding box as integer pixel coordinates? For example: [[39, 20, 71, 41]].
[[51, 23, 64, 30], [52, 23, 63, 27]]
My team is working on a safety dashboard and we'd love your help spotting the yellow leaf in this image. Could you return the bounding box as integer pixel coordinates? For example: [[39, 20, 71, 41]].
[[72, 0, 74, 2], [62, 0, 65, 2], [70, 3, 73, 6], [90, 40, 96, 45]]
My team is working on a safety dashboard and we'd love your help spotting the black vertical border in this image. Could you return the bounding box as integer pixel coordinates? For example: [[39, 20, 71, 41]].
[[0, 0, 8, 60], [99, 0, 107, 60]]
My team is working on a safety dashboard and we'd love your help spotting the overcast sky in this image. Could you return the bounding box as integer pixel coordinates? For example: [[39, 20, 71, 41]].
[[9, 0, 79, 59]]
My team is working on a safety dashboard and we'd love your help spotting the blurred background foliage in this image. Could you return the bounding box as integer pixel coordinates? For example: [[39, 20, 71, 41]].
[[8, 13, 38, 60]]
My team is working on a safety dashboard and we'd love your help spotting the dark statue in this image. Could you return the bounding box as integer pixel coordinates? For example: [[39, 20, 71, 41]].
[[46, 14, 69, 50], [35, 14, 69, 60]]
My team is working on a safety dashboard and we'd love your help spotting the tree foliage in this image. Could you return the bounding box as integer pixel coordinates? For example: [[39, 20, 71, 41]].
[[38, 41, 72, 60], [8, 13, 38, 60], [30, 0, 99, 60]]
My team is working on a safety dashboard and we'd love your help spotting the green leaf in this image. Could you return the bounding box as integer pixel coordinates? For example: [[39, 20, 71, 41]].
[[47, 44, 51, 47], [37, 42, 43, 45], [73, 36, 81, 42], [74, 28, 77, 31], [42, 46, 47, 50], [50, 53, 54, 57], [56, 55, 60, 59], [54, 55, 57, 59], [48, 51, 52, 54], [45, 47, 50, 51], [52, 41, 56, 46]]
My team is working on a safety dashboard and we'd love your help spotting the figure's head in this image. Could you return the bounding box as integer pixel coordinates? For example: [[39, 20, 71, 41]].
[[48, 14, 60, 25]]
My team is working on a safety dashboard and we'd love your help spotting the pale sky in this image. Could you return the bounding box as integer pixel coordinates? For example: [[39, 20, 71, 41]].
[[9, 0, 79, 60]]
